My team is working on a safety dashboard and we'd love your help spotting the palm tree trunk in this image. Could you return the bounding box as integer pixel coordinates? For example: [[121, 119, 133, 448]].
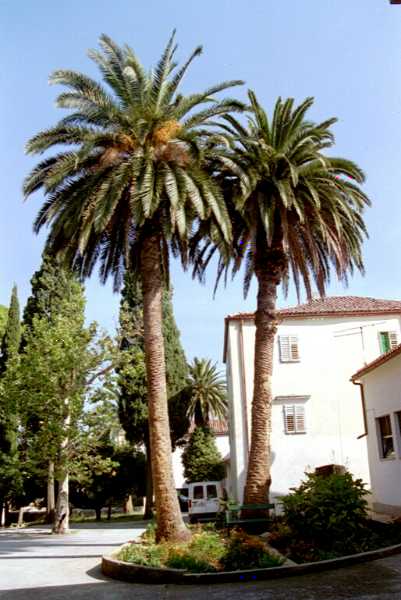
[[140, 235, 190, 543], [243, 239, 286, 505], [144, 437, 154, 520]]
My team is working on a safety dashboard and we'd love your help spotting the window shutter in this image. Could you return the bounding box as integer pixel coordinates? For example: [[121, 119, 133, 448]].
[[295, 405, 306, 433], [279, 336, 300, 362], [290, 336, 300, 360], [284, 404, 306, 434], [284, 405, 295, 433], [389, 331, 398, 350]]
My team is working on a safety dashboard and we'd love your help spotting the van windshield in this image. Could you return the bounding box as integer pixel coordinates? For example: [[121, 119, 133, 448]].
[[193, 485, 204, 500], [206, 484, 217, 499]]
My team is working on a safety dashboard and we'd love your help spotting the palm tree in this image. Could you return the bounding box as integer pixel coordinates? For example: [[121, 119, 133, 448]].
[[195, 93, 370, 505], [23, 33, 243, 541], [186, 358, 227, 427]]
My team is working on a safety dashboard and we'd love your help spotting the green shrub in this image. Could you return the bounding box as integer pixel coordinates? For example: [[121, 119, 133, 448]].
[[280, 471, 369, 549], [119, 542, 167, 567], [166, 530, 226, 572], [221, 531, 283, 571]]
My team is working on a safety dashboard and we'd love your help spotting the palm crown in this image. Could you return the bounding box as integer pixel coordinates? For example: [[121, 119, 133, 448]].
[[23, 32, 244, 288], [196, 93, 370, 299], [186, 358, 227, 427]]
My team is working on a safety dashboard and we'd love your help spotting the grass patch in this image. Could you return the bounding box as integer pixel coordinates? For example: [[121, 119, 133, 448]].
[[117, 525, 283, 573]]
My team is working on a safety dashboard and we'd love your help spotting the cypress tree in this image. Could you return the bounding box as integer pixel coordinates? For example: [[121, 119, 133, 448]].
[[0, 285, 20, 375], [182, 426, 226, 483], [0, 285, 22, 521]]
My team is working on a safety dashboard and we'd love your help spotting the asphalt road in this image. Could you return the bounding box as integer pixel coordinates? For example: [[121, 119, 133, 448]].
[[2, 522, 401, 599]]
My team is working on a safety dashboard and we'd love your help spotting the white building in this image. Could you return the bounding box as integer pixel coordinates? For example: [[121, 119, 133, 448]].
[[352, 345, 401, 516], [224, 296, 401, 503]]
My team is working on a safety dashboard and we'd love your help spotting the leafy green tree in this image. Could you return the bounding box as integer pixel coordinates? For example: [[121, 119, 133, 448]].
[[182, 426, 225, 483], [0, 306, 8, 340], [118, 273, 190, 517], [24, 32, 243, 542], [71, 443, 146, 521], [0, 285, 22, 522], [184, 358, 227, 427], [14, 275, 115, 533], [197, 94, 370, 505], [21, 255, 85, 522]]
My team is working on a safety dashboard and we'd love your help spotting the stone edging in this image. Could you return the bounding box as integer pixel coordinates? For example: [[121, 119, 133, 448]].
[[101, 541, 401, 585]]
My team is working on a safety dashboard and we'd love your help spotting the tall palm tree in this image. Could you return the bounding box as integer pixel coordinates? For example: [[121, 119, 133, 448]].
[[23, 33, 243, 541], [186, 358, 227, 427], [194, 93, 370, 505]]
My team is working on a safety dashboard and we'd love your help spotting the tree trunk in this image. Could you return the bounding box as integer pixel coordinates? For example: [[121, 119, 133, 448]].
[[124, 495, 134, 514], [53, 471, 69, 534], [140, 235, 190, 543], [144, 437, 154, 520], [107, 504, 112, 521], [46, 461, 56, 524], [95, 506, 102, 521], [243, 235, 286, 506]]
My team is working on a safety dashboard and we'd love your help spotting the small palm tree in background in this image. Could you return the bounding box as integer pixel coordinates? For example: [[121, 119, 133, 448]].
[[186, 358, 227, 427], [23, 32, 243, 542], [195, 93, 370, 505]]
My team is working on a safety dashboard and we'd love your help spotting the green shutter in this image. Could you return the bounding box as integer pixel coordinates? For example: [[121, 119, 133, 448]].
[[379, 332, 391, 354]]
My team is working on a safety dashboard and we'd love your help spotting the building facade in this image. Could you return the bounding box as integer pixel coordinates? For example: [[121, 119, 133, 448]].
[[224, 296, 401, 502], [352, 346, 401, 516]]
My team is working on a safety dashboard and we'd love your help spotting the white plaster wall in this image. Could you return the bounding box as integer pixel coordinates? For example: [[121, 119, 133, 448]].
[[226, 313, 401, 502], [361, 356, 401, 509]]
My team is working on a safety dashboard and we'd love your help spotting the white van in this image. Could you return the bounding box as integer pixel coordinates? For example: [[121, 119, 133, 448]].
[[186, 481, 225, 523]]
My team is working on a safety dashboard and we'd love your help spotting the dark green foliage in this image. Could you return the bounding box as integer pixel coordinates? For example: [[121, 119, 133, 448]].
[[22, 254, 65, 338], [0, 286, 22, 510], [0, 285, 20, 375], [182, 426, 225, 483], [221, 531, 283, 571], [280, 471, 369, 550], [71, 443, 146, 518]]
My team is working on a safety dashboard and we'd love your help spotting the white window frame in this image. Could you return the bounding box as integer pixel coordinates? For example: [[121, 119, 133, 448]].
[[283, 404, 306, 434], [279, 335, 300, 363], [376, 414, 395, 460]]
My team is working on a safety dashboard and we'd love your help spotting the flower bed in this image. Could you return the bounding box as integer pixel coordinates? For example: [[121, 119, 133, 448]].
[[117, 525, 283, 573]]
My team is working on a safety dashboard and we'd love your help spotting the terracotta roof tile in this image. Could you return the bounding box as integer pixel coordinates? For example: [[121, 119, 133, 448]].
[[352, 343, 401, 380], [226, 296, 401, 322]]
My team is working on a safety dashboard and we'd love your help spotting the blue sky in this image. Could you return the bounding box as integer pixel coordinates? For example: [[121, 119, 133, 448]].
[[1, 0, 401, 366]]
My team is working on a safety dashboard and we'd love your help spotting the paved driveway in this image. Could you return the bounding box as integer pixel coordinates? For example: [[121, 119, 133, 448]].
[[2, 523, 401, 599]]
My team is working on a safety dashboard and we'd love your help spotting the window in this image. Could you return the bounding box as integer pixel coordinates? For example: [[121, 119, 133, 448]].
[[279, 335, 300, 362], [283, 404, 306, 434], [379, 331, 398, 354], [193, 485, 204, 500], [206, 485, 218, 500], [377, 415, 395, 459]]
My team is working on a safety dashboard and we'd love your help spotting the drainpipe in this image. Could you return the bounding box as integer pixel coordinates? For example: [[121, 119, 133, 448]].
[[352, 379, 368, 439], [239, 320, 250, 456]]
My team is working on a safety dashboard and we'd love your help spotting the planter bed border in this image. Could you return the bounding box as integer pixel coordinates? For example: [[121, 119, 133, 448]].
[[102, 540, 401, 585]]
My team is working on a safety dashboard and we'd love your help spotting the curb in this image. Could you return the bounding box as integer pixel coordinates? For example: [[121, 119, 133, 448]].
[[101, 541, 401, 585]]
